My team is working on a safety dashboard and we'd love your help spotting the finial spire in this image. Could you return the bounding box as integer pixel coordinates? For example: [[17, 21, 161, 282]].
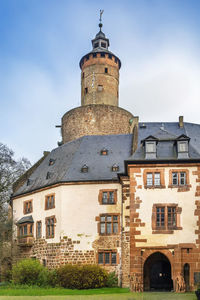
[[99, 9, 104, 31]]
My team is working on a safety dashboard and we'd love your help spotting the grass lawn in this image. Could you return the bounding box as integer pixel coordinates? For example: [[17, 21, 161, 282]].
[[0, 287, 197, 300]]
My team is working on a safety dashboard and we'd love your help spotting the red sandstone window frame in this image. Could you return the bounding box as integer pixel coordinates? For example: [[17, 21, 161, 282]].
[[45, 216, 56, 239], [97, 213, 120, 235], [168, 169, 190, 188], [97, 250, 117, 266], [143, 169, 165, 189], [98, 190, 117, 205], [23, 200, 33, 214], [152, 204, 182, 234], [45, 193, 55, 210], [36, 221, 42, 239]]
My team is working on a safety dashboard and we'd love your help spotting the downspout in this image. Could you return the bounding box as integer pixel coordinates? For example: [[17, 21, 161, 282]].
[[119, 180, 123, 287]]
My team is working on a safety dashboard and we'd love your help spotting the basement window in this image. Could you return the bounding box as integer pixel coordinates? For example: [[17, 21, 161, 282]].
[[81, 164, 88, 173]]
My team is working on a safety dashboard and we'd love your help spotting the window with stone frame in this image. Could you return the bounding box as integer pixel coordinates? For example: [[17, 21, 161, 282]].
[[143, 169, 165, 188], [98, 250, 117, 265], [18, 223, 33, 237], [23, 200, 33, 214], [99, 214, 119, 235], [169, 169, 190, 188], [45, 216, 56, 238], [98, 190, 117, 205], [36, 221, 42, 239], [152, 204, 182, 233], [45, 194, 55, 210]]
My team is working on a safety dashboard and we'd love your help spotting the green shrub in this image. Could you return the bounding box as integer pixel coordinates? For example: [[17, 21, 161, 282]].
[[106, 272, 118, 287], [56, 264, 108, 289], [12, 259, 46, 286]]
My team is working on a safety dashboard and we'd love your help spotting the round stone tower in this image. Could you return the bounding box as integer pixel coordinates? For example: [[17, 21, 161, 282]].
[[80, 25, 120, 107], [61, 21, 137, 144]]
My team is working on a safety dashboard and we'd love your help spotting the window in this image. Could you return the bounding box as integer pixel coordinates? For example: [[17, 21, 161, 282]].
[[46, 216, 56, 238], [99, 190, 117, 205], [112, 164, 119, 172], [85, 87, 88, 94], [23, 200, 33, 214], [146, 172, 160, 187], [100, 148, 108, 155], [82, 72, 84, 79], [18, 223, 33, 237], [98, 250, 117, 265], [49, 158, 55, 166], [105, 68, 108, 73], [152, 204, 182, 233], [100, 53, 105, 57], [101, 42, 106, 48], [45, 194, 55, 210], [97, 85, 103, 92], [108, 54, 112, 59], [99, 214, 119, 235], [81, 164, 88, 173], [93, 53, 97, 58], [36, 221, 42, 239], [94, 42, 99, 48], [170, 171, 187, 186]]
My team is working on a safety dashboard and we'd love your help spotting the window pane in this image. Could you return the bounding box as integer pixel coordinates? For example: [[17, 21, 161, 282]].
[[147, 173, 153, 186], [107, 216, 112, 222], [20, 227, 23, 236], [113, 216, 118, 221], [154, 173, 160, 186], [146, 142, 155, 152], [168, 207, 176, 227], [180, 172, 186, 185], [179, 142, 187, 152], [111, 253, 117, 265], [51, 195, 54, 207], [102, 192, 108, 204], [107, 223, 112, 234], [37, 222, 41, 238], [100, 223, 105, 234], [113, 222, 118, 233], [105, 253, 110, 264], [156, 207, 165, 227], [24, 225, 27, 235], [100, 216, 105, 222], [109, 192, 114, 204], [172, 173, 178, 185], [30, 225, 32, 234], [98, 253, 103, 264]]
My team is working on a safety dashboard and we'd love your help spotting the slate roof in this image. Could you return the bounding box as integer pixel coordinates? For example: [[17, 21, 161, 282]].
[[12, 122, 200, 197], [16, 215, 34, 224]]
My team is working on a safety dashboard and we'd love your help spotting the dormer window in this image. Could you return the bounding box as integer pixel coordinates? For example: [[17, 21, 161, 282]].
[[142, 136, 158, 159], [49, 159, 55, 166], [81, 164, 88, 173], [112, 164, 119, 172], [46, 172, 52, 180], [101, 148, 108, 155], [176, 135, 190, 159], [27, 179, 32, 186]]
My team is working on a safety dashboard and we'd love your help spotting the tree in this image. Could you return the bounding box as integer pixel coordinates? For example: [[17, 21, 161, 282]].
[[0, 142, 31, 280]]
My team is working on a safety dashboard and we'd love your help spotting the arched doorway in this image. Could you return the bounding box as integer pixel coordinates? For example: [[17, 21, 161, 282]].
[[183, 263, 190, 291], [143, 252, 173, 291]]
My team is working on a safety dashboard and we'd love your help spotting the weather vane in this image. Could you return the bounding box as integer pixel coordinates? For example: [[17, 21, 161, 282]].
[[99, 9, 104, 23]]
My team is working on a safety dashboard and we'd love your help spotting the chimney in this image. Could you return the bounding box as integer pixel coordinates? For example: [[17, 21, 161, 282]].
[[179, 116, 184, 128]]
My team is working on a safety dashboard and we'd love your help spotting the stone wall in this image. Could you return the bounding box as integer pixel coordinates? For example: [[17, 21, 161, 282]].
[[61, 104, 135, 144]]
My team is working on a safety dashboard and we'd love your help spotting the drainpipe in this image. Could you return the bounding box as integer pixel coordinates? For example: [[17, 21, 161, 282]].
[[119, 181, 123, 287]]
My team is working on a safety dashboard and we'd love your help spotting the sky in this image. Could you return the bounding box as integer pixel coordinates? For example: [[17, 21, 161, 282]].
[[1, 0, 200, 164]]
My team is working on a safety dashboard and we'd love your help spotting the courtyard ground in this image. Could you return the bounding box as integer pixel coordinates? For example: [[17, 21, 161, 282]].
[[0, 292, 196, 300]]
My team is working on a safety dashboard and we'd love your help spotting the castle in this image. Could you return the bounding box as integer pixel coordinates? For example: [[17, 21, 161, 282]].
[[11, 20, 200, 291]]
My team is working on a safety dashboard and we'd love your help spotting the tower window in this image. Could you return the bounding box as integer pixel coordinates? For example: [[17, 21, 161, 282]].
[[101, 42, 106, 48], [100, 53, 105, 58], [97, 85, 103, 92], [108, 54, 112, 59], [93, 53, 97, 58], [94, 42, 99, 48], [105, 68, 108, 74], [115, 57, 117, 63], [85, 87, 88, 94], [82, 72, 84, 78]]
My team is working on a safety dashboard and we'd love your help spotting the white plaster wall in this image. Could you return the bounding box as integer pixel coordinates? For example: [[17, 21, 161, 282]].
[[133, 166, 198, 247], [13, 183, 121, 247], [60, 183, 121, 250]]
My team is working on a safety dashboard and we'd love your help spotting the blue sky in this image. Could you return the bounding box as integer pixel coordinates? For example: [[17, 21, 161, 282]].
[[1, 0, 200, 163]]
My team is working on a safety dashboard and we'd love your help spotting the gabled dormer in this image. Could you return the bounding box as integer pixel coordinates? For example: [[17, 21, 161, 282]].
[[175, 134, 190, 159], [142, 136, 158, 159]]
